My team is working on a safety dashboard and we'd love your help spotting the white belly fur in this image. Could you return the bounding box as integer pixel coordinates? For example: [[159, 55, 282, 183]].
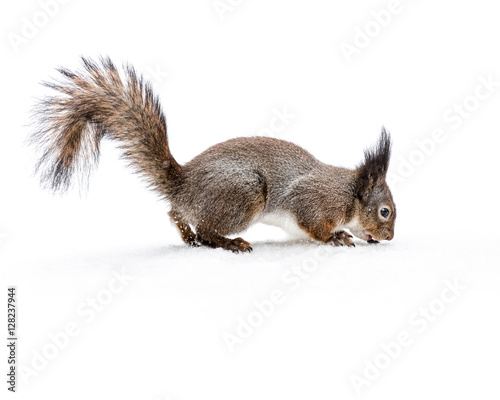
[[255, 211, 311, 240]]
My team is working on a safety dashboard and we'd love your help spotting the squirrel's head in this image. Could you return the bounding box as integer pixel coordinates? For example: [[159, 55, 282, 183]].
[[351, 127, 396, 242]]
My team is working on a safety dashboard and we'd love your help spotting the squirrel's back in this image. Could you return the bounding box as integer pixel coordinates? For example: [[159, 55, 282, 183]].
[[173, 136, 355, 230]]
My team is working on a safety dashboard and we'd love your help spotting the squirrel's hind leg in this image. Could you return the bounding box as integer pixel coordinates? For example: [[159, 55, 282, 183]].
[[169, 210, 199, 247], [195, 226, 253, 253]]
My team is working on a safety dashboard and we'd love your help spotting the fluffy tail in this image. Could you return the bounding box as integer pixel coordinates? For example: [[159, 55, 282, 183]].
[[30, 56, 181, 198]]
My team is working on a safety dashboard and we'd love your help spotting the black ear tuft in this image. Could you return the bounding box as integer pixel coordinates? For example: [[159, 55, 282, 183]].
[[356, 126, 392, 198], [363, 126, 391, 177]]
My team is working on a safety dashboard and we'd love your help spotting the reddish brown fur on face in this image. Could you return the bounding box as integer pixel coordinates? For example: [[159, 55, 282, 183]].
[[352, 129, 396, 241], [354, 185, 396, 241]]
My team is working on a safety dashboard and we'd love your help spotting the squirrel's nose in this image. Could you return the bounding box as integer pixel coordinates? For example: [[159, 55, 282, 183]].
[[386, 233, 393, 241]]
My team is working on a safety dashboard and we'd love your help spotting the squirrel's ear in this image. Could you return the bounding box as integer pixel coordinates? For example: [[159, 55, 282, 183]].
[[356, 127, 392, 198]]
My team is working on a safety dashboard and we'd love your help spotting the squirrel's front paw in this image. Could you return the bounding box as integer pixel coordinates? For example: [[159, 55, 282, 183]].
[[328, 231, 355, 247]]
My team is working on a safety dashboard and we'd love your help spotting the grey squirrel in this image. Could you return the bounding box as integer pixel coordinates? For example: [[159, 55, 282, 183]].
[[30, 57, 396, 253]]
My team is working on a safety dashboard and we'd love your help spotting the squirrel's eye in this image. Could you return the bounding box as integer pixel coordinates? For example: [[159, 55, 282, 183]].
[[380, 208, 390, 218]]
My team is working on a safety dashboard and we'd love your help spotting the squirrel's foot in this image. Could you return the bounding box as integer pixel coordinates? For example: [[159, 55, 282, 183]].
[[186, 238, 201, 247], [226, 237, 253, 253], [328, 230, 355, 247], [195, 228, 253, 253]]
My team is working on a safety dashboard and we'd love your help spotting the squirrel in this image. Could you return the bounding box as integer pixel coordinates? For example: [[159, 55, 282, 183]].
[[30, 57, 396, 253]]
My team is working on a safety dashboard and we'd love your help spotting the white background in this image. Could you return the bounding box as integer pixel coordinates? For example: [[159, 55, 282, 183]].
[[1, 0, 500, 399]]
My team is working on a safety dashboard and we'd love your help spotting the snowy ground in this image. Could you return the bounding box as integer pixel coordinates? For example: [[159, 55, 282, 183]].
[[1, 165, 499, 399], [2, 0, 500, 399]]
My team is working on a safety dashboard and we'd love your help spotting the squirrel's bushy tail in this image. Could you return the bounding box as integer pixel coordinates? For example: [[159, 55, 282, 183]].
[[30, 56, 181, 198]]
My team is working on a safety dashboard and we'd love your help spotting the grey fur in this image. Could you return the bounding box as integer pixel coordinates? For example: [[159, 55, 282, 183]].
[[30, 58, 397, 252]]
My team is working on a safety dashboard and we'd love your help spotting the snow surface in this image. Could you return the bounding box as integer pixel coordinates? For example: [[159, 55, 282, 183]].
[[1, 140, 499, 399], [2, 215, 500, 399], [2, 0, 500, 399]]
